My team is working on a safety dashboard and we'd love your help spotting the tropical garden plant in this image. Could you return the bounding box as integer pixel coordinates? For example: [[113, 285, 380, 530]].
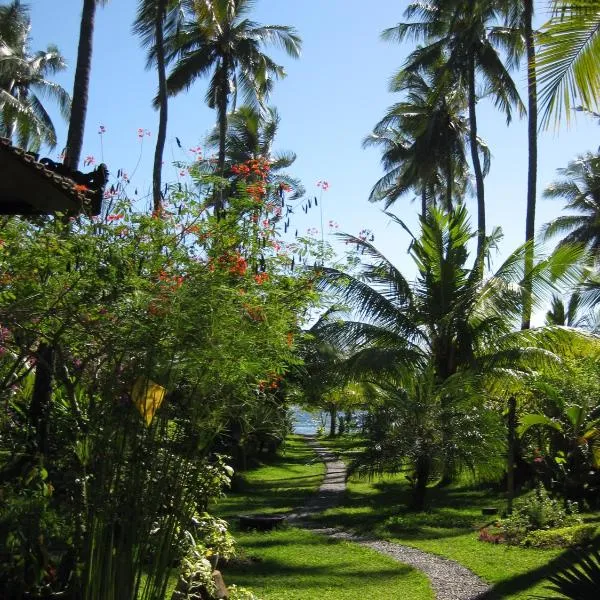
[[0, 165, 321, 597], [162, 0, 301, 211], [0, 0, 70, 150], [314, 205, 585, 504]]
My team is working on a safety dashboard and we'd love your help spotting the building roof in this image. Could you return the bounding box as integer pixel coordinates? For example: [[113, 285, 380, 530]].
[[0, 137, 108, 216]]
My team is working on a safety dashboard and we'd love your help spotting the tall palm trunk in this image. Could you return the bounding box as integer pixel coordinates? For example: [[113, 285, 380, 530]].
[[421, 186, 427, 218], [153, 0, 168, 213], [522, 0, 537, 330], [446, 151, 453, 213], [215, 65, 229, 215], [64, 0, 97, 170], [329, 403, 337, 437], [467, 50, 486, 265]]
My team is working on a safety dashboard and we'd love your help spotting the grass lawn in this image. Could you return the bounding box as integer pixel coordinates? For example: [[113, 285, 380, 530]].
[[316, 435, 600, 600], [222, 528, 433, 599], [212, 434, 433, 599], [213, 434, 325, 520]]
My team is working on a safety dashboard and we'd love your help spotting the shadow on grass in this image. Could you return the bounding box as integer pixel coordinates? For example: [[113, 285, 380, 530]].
[[477, 536, 600, 600]]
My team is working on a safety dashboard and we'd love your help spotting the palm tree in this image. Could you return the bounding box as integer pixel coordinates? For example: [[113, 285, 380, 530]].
[[364, 64, 479, 216], [383, 0, 524, 261], [64, 0, 109, 170], [134, 0, 185, 212], [205, 104, 305, 200], [536, 0, 600, 128], [0, 0, 70, 150], [314, 206, 583, 485], [494, 0, 539, 328], [542, 152, 600, 258], [163, 0, 301, 210]]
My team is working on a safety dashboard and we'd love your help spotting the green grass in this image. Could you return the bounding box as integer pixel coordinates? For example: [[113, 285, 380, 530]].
[[222, 528, 433, 599], [212, 435, 432, 599], [315, 436, 600, 600], [213, 435, 325, 520]]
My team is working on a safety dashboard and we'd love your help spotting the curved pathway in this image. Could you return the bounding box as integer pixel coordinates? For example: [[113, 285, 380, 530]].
[[289, 436, 491, 600]]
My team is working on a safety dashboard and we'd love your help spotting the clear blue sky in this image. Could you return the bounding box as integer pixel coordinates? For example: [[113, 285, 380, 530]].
[[27, 0, 600, 283]]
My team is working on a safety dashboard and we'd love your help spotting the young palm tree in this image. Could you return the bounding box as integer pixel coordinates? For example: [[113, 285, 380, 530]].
[[205, 104, 304, 200], [64, 0, 109, 170], [163, 0, 301, 210], [0, 0, 70, 150], [542, 152, 600, 259], [364, 65, 480, 216], [383, 0, 524, 261], [314, 206, 583, 483]]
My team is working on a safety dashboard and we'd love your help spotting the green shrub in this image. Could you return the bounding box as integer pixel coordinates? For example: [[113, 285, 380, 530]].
[[229, 585, 263, 600], [522, 524, 597, 549], [501, 484, 582, 545]]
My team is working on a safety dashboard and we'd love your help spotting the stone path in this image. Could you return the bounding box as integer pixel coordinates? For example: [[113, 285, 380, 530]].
[[289, 436, 492, 600]]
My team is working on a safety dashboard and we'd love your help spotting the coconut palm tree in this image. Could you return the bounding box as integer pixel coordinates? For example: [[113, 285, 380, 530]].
[[163, 0, 301, 210], [493, 0, 539, 328], [383, 0, 525, 261], [536, 0, 600, 128], [364, 64, 480, 216], [314, 205, 584, 484], [205, 104, 304, 201], [542, 152, 600, 259], [0, 0, 70, 150], [134, 0, 186, 212], [64, 0, 109, 170]]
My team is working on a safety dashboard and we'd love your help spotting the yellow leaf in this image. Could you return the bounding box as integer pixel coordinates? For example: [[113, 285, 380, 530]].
[[132, 377, 166, 426]]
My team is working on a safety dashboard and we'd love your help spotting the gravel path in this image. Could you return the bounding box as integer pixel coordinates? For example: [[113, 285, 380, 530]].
[[290, 435, 492, 600]]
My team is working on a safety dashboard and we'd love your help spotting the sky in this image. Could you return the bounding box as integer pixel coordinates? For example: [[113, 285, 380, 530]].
[[25, 0, 600, 285]]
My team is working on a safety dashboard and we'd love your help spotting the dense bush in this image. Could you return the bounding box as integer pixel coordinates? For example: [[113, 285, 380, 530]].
[[0, 171, 322, 598], [522, 524, 597, 549], [500, 484, 582, 545]]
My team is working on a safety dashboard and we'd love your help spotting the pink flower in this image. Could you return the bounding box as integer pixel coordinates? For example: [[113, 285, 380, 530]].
[[137, 128, 145, 138], [98, 125, 106, 134], [84, 155, 96, 167]]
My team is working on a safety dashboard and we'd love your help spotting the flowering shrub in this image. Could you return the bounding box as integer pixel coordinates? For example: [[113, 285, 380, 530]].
[[500, 484, 582, 545], [0, 172, 324, 598]]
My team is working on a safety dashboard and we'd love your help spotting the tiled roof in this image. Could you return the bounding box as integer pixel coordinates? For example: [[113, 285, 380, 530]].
[[0, 137, 108, 215]]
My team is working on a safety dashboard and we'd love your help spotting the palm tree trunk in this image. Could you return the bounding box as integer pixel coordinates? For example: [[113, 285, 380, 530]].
[[153, 0, 168, 214], [468, 51, 486, 265], [421, 186, 427, 218], [446, 152, 453, 213], [213, 61, 230, 216], [64, 0, 97, 171], [507, 396, 517, 513], [329, 404, 337, 437], [411, 454, 430, 511], [522, 0, 537, 330]]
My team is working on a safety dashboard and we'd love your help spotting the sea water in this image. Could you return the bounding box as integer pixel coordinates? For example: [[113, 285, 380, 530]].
[[291, 407, 323, 435]]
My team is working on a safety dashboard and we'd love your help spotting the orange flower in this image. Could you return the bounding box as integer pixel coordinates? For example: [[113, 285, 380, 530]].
[[254, 272, 269, 285]]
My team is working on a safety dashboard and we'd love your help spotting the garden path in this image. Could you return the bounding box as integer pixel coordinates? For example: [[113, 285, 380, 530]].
[[289, 436, 492, 600]]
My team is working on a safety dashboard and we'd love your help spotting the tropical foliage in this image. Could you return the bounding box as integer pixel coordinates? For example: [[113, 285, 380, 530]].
[[0, 0, 70, 149]]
